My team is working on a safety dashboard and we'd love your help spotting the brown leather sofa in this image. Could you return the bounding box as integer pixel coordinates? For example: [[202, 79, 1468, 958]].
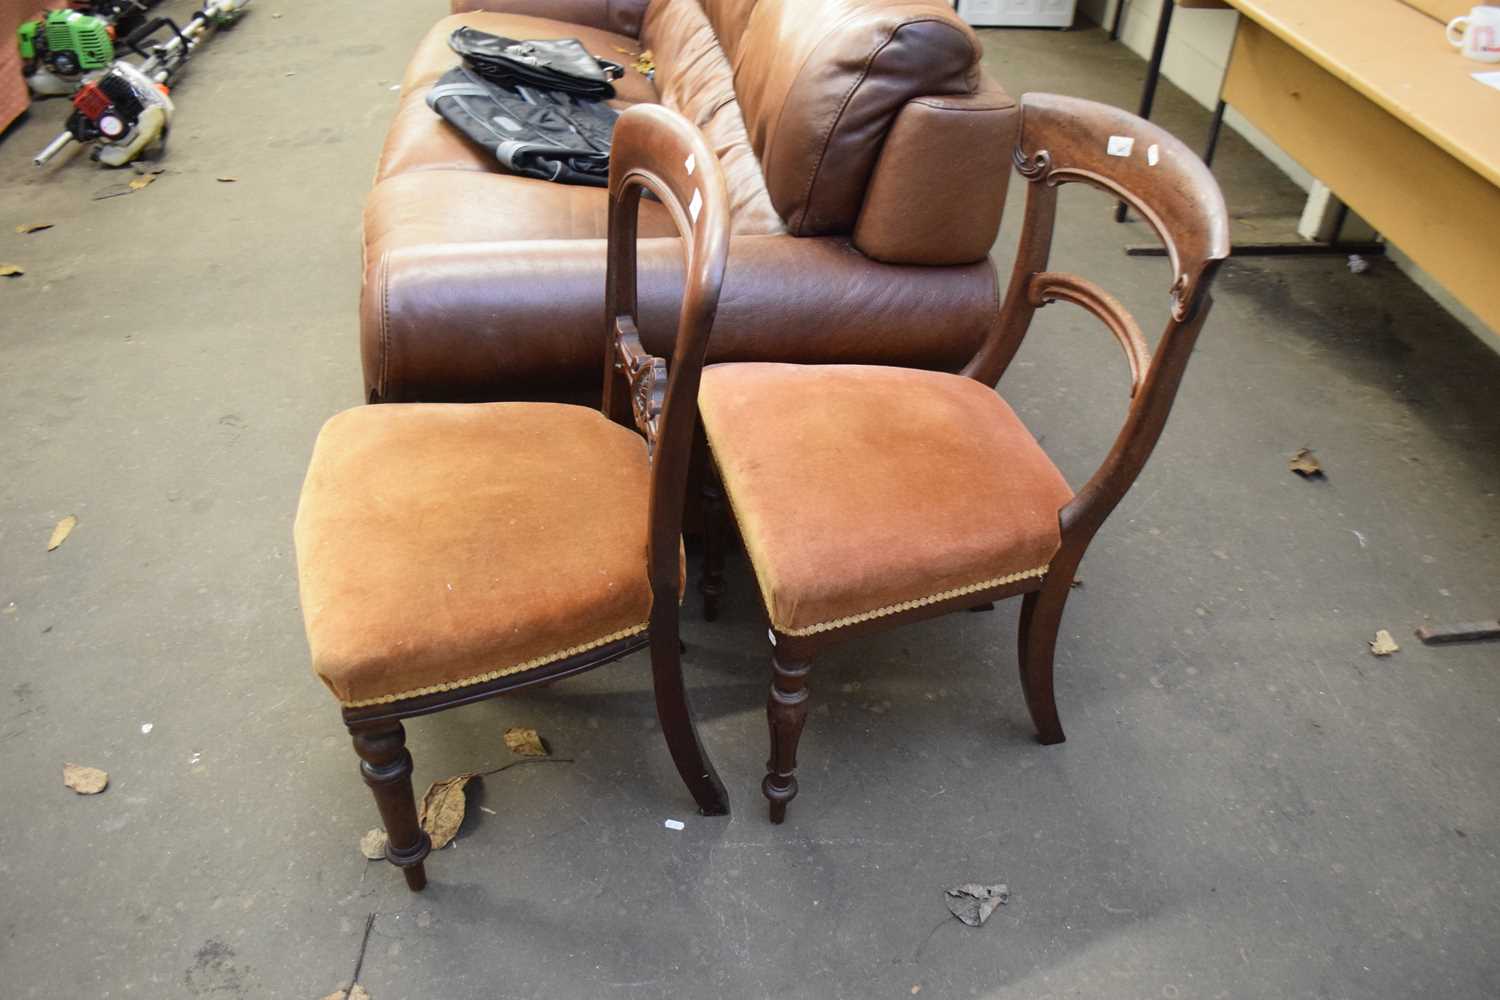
[[363, 0, 1018, 402]]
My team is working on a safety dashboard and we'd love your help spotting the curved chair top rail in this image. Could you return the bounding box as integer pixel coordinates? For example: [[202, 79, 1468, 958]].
[[602, 105, 733, 599], [606, 104, 732, 346], [1014, 92, 1230, 320], [962, 92, 1232, 559]]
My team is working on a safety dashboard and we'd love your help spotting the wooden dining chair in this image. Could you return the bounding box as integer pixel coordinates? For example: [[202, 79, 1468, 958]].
[[293, 105, 733, 888], [696, 92, 1231, 823]]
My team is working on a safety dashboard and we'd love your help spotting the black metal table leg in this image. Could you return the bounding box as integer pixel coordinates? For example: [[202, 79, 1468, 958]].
[[1115, 0, 1177, 222], [1202, 97, 1227, 166]]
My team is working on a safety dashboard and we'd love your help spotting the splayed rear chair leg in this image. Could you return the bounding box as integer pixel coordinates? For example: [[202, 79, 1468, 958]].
[[1017, 583, 1069, 746]]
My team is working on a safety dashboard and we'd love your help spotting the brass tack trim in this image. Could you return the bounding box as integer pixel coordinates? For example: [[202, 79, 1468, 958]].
[[338, 622, 650, 708], [776, 565, 1050, 637]]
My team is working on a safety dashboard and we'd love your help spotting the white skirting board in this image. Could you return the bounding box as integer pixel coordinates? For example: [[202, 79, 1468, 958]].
[[956, 0, 1076, 28]]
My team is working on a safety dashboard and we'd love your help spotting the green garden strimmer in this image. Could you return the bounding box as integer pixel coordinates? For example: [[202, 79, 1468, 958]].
[[33, 0, 251, 169], [16, 2, 157, 96]]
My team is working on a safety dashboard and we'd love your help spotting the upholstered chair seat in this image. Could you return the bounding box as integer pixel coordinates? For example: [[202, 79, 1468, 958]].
[[697, 363, 1073, 638], [296, 402, 660, 709]]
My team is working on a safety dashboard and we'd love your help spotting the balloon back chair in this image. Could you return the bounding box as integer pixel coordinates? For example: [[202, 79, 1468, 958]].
[[695, 93, 1231, 822], [294, 105, 734, 888]]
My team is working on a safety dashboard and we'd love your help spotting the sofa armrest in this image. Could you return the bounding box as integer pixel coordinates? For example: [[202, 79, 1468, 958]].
[[448, 0, 649, 37], [853, 77, 1020, 266], [361, 235, 1000, 402]]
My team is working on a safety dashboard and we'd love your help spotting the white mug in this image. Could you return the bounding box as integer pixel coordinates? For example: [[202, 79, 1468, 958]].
[[1447, 5, 1500, 63]]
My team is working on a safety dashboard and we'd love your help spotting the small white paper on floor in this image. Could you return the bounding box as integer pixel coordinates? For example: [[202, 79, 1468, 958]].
[[1473, 71, 1500, 92], [664, 819, 685, 831]]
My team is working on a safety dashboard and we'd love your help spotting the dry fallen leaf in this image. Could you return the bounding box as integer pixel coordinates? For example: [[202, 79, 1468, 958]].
[[358, 828, 388, 860], [945, 883, 1009, 927], [503, 726, 548, 757], [1369, 629, 1400, 656], [319, 987, 369, 1000], [1289, 448, 1323, 478], [16, 223, 53, 234], [63, 763, 108, 794], [129, 173, 158, 191], [216, 176, 238, 183], [48, 515, 77, 551], [418, 772, 478, 849], [0, 264, 23, 277]]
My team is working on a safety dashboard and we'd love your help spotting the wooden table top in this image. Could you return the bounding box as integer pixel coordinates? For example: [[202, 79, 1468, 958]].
[[1223, 0, 1500, 187]]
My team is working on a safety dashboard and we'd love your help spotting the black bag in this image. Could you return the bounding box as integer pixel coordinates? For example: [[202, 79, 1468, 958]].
[[448, 27, 625, 100], [426, 66, 618, 187]]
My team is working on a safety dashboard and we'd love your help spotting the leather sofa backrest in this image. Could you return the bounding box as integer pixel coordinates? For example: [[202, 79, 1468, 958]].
[[730, 0, 984, 237], [643, 0, 787, 234], [697, 0, 761, 59]]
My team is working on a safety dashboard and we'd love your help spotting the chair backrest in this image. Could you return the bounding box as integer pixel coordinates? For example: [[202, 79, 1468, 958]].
[[965, 92, 1230, 548], [603, 104, 732, 599], [968, 92, 1230, 387]]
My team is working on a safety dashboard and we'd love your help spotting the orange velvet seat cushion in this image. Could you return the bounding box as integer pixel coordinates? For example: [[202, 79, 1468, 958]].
[[698, 364, 1074, 637], [295, 403, 656, 708]]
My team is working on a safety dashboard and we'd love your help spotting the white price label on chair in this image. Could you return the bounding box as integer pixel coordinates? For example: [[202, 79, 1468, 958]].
[[1107, 135, 1135, 157]]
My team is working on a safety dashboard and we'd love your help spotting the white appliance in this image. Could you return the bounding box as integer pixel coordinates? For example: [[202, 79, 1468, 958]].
[[956, 0, 1076, 29]]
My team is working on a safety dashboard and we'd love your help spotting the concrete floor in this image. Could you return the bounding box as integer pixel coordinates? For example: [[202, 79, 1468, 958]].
[[2, 4, 1498, 998]]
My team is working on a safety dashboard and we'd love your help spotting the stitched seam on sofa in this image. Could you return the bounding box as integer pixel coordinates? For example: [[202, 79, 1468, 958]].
[[988, 249, 1002, 351], [791, 24, 888, 234], [911, 95, 1016, 112], [379, 250, 391, 399], [796, 16, 979, 234], [752, 13, 826, 205], [778, 565, 1050, 637], [337, 621, 650, 707]]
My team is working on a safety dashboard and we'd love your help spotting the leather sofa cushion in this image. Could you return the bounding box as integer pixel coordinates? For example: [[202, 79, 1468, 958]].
[[381, 6, 784, 234], [732, 0, 983, 236], [364, 171, 679, 264], [382, 13, 654, 182], [376, 90, 498, 182], [852, 75, 1018, 265], [698, 363, 1072, 636], [296, 402, 658, 707], [697, 0, 761, 61], [643, 0, 783, 233], [362, 235, 999, 401], [450, 0, 652, 38], [400, 12, 658, 103]]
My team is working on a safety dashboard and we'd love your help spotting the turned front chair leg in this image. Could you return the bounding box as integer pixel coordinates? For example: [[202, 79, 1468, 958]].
[[763, 647, 811, 824], [351, 721, 432, 891]]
